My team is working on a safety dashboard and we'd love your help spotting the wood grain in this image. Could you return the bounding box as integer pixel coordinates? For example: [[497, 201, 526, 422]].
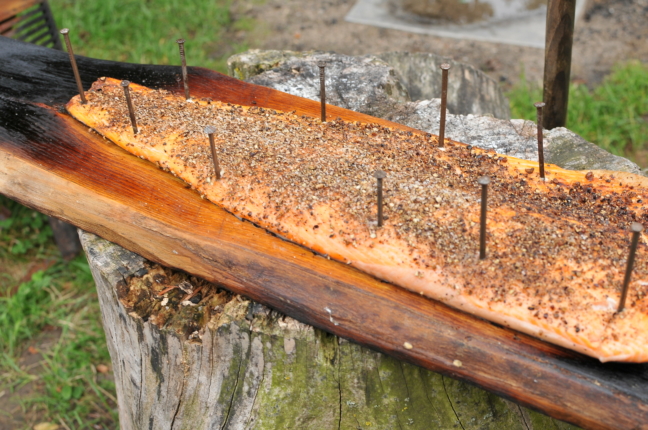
[[0, 0, 41, 23], [1, 37, 647, 429]]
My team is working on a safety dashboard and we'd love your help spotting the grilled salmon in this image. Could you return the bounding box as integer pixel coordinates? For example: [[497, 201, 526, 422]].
[[67, 77, 648, 362]]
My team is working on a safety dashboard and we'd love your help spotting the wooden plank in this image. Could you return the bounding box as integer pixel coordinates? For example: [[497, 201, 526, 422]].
[[0, 0, 40, 24], [1, 37, 647, 429], [0, 15, 20, 34]]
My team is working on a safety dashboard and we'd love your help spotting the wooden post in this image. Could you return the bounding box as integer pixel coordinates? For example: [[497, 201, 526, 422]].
[[542, 0, 577, 129], [48, 217, 81, 260]]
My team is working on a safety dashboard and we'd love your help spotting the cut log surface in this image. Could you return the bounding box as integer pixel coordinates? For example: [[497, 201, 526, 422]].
[[81, 230, 579, 429], [1, 37, 648, 429]]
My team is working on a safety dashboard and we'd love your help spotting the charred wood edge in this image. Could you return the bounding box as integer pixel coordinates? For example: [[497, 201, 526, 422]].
[[0, 37, 647, 429]]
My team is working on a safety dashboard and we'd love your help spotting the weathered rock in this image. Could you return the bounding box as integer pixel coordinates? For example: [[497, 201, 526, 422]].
[[228, 50, 311, 82], [227, 49, 511, 120], [544, 127, 642, 174], [228, 49, 410, 120], [381, 99, 642, 172], [378, 51, 511, 119]]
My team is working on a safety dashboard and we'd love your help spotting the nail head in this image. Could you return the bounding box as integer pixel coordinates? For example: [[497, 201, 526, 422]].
[[478, 176, 491, 186], [317, 60, 326, 68], [631, 222, 644, 233], [534, 102, 546, 109], [176, 38, 185, 44], [440, 63, 451, 70], [121, 80, 130, 87], [204, 125, 217, 135], [374, 170, 387, 179], [60, 28, 69, 35]]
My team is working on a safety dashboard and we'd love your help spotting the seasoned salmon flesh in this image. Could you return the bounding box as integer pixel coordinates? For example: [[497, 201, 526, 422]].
[[67, 78, 648, 362]]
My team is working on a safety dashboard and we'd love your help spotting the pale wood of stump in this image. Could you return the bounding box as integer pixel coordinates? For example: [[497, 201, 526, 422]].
[[80, 230, 578, 430]]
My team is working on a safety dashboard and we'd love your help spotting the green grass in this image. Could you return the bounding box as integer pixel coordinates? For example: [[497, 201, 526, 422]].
[[0, 195, 117, 429], [50, 0, 251, 72], [507, 61, 648, 162], [0, 200, 52, 261]]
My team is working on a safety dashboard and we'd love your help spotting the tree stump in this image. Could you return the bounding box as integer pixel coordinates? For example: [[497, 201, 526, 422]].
[[80, 231, 578, 429]]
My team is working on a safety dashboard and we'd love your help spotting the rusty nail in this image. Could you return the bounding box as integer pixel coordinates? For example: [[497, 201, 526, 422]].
[[120, 80, 138, 134], [177, 39, 190, 100], [205, 126, 221, 180], [60, 28, 86, 104], [318, 61, 326, 122], [438, 63, 451, 147], [534, 102, 546, 179], [618, 222, 643, 313], [374, 170, 387, 227], [478, 176, 490, 260]]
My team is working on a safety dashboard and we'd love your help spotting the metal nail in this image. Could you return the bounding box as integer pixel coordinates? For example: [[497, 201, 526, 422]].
[[318, 61, 326, 122], [205, 126, 221, 180], [59, 28, 86, 104], [478, 176, 491, 260], [534, 102, 546, 179], [618, 222, 643, 313], [438, 63, 451, 147], [120, 80, 138, 134], [177, 39, 190, 100], [374, 170, 387, 227]]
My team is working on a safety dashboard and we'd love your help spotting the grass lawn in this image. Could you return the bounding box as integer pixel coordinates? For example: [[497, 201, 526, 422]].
[[0, 197, 117, 429], [49, 0, 257, 73], [507, 61, 648, 165]]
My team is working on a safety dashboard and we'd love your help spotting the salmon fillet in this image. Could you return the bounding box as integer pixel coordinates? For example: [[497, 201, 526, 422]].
[[67, 77, 648, 362]]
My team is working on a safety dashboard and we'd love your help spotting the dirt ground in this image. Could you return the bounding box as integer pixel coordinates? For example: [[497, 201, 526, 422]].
[[229, 0, 648, 90]]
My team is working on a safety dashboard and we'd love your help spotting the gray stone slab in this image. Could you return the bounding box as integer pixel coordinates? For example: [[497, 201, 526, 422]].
[[378, 51, 510, 118], [228, 49, 511, 119], [346, 0, 587, 48]]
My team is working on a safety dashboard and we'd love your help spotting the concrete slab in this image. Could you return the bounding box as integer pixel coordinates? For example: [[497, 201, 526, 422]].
[[345, 0, 586, 48]]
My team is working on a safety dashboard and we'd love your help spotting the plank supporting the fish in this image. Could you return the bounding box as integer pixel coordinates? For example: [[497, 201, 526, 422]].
[[0, 37, 647, 429]]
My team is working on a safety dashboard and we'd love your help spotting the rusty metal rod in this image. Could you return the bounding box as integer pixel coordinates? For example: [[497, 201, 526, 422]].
[[542, 0, 576, 129], [478, 176, 490, 260], [59, 28, 86, 104], [618, 223, 643, 313], [205, 126, 221, 179], [374, 170, 387, 227], [438, 63, 451, 146], [177, 39, 190, 100], [318, 61, 326, 122], [535, 102, 546, 179], [120, 80, 138, 134]]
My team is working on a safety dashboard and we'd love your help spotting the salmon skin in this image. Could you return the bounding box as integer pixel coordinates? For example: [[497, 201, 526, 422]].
[[67, 78, 648, 362]]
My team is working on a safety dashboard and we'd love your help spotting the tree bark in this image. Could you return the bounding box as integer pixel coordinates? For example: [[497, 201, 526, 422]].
[[80, 230, 578, 430]]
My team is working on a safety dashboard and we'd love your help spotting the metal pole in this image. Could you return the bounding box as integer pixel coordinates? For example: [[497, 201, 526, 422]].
[[374, 170, 386, 227], [478, 177, 490, 260], [438, 63, 451, 146], [60, 29, 86, 104], [318, 61, 326, 122], [542, 0, 576, 129], [618, 223, 643, 313], [535, 102, 546, 179]]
